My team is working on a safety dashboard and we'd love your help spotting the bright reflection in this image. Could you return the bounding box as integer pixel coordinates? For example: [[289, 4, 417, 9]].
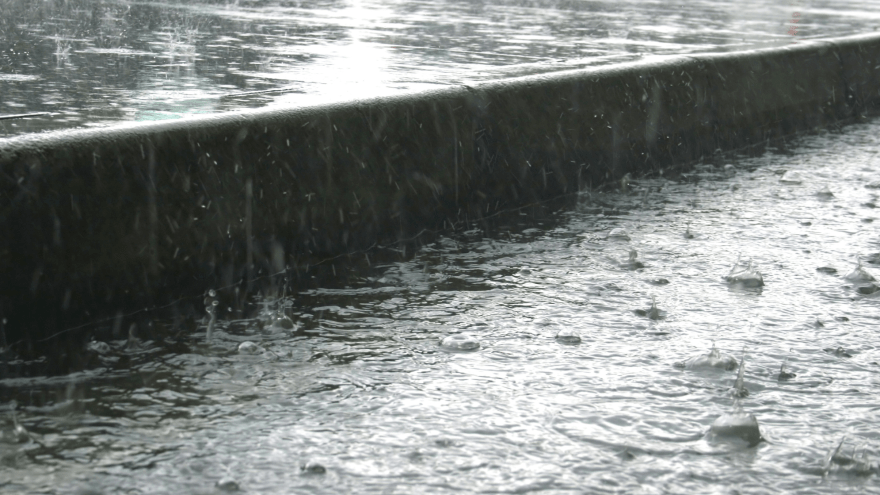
[[0, 0, 877, 134]]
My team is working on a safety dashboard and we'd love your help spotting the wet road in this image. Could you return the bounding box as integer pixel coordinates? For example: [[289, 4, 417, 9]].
[[0, 0, 878, 135], [2, 113, 879, 493]]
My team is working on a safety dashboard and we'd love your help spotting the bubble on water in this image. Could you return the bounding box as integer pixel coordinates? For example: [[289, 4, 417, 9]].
[[216, 479, 240, 492], [824, 346, 852, 358], [708, 410, 762, 446], [816, 266, 837, 274], [301, 462, 326, 475], [269, 316, 295, 331], [555, 328, 581, 345], [605, 227, 631, 241], [676, 343, 738, 371], [238, 341, 264, 354], [816, 184, 834, 197], [865, 180, 880, 189], [724, 256, 764, 288], [440, 334, 480, 352], [779, 170, 804, 185]]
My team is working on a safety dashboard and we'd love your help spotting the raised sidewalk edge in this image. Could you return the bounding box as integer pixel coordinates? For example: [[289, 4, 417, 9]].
[[2, 34, 880, 351]]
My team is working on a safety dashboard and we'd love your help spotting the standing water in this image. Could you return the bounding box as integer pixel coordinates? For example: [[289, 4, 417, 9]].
[[1, 0, 880, 134], [2, 113, 879, 493]]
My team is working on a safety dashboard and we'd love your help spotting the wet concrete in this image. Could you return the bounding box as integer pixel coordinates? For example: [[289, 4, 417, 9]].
[[2, 0, 876, 135]]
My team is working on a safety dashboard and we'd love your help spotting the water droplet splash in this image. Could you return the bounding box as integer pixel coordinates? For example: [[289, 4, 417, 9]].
[[634, 295, 663, 320], [676, 342, 738, 371], [204, 289, 219, 342], [724, 256, 764, 288], [731, 350, 748, 398]]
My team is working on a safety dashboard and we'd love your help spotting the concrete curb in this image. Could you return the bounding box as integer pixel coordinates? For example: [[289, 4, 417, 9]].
[[3, 34, 880, 353]]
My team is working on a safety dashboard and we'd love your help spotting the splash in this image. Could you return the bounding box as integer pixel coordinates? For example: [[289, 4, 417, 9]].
[[676, 341, 738, 371], [205, 290, 218, 341], [731, 350, 749, 397], [724, 256, 764, 288], [844, 257, 876, 283]]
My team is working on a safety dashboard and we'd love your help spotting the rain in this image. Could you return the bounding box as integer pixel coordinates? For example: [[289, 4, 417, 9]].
[[2, 0, 880, 493]]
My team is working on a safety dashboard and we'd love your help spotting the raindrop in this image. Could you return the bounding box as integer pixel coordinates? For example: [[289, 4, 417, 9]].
[[126, 324, 140, 350], [731, 351, 749, 397], [205, 290, 218, 342], [823, 437, 848, 476]]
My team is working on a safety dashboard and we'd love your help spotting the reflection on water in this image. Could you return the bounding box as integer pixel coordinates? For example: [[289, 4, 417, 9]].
[[2, 113, 880, 493], [0, 0, 878, 135]]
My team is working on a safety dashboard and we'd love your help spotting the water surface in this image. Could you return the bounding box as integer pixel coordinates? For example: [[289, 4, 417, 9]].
[[2, 115, 879, 493], [0, 0, 877, 135]]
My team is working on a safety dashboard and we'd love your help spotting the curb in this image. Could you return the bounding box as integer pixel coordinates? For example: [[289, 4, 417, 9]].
[[2, 34, 880, 351]]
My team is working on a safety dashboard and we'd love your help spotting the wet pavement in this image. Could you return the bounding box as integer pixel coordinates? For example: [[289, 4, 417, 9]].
[[1, 0, 878, 135], [1, 111, 879, 495]]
